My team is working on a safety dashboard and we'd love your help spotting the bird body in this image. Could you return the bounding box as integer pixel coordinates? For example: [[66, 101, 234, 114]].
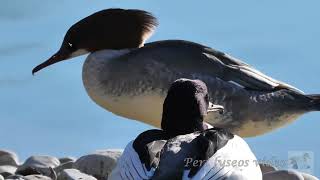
[[153, 132, 262, 180], [110, 79, 261, 180], [33, 8, 320, 137], [82, 40, 315, 137], [82, 49, 164, 127], [110, 132, 262, 180]]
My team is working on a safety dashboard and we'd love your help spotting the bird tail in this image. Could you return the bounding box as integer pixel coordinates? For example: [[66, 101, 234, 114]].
[[307, 94, 320, 111]]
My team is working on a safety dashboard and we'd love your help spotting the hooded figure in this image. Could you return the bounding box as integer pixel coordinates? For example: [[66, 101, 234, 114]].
[[109, 79, 262, 180]]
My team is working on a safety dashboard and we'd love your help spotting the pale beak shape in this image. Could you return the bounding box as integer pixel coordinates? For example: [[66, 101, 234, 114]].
[[208, 102, 224, 114]]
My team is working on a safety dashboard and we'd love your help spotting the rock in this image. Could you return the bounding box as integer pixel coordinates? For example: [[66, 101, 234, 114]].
[[0, 174, 3, 180], [301, 172, 319, 180], [24, 175, 52, 180], [5, 174, 25, 180], [57, 169, 97, 180], [16, 156, 59, 178], [263, 170, 319, 180], [0, 150, 19, 166], [4, 175, 52, 180], [259, 163, 277, 174], [0, 165, 17, 177], [58, 157, 75, 164], [263, 170, 304, 180], [73, 150, 122, 179], [54, 161, 74, 175]]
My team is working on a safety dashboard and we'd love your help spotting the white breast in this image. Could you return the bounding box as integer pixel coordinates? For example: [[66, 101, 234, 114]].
[[82, 49, 131, 92], [190, 135, 262, 180], [109, 141, 155, 180], [82, 49, 164, 127]]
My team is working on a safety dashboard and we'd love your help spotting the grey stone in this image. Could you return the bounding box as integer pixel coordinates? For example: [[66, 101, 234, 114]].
[[57, 169, 97, 180], [259, 163, 277, 174], [73, 150, 122, 179], [301, 172, 319, 180], [0, 150, 19, 166], [24, 175, 52, 180], [58, 157, 75, 164], [0, 165, 17, 177], [5, 174, 25, 180], [4, 175, 52, 180], [263, 170, 304, 180], [263, 170, 319, 180], [16, 156, 59, 178], [54, 161, 74, 175]]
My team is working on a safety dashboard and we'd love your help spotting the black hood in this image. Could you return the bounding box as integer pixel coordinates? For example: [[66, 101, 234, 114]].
[[161, 78, 214, 137]]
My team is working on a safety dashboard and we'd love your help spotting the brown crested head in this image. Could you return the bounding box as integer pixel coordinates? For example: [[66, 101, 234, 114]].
[[32, 8, 158, 74]]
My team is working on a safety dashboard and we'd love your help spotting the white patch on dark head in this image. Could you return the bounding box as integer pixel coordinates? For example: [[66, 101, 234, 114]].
[[70, 49, 89, 58], [140, 29, 155, 47], [228, 81, 245, 88], [89, 49, 132, 61]]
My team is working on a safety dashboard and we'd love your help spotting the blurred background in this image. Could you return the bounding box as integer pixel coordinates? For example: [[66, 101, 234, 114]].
[[0, 0, 319, 176]]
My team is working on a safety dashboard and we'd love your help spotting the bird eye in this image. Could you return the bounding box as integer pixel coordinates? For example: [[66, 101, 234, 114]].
[[66, 42, 76, 50]]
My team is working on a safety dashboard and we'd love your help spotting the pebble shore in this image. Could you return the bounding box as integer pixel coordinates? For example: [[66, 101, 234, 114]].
[[0, 149, 318, 180]]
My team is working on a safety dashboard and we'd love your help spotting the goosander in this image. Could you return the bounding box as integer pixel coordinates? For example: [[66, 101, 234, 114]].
[[32, 8, 320, 137], [109, 79, 262, 180]]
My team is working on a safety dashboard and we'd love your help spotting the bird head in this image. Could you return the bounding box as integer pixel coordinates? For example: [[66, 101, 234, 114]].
[[32, 8, 158, 74], [161, 78, 224, 137]]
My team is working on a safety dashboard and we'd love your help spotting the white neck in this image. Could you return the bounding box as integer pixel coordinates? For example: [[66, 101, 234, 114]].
[[82, 49, 132, 91], [87, 49, 132, 62]]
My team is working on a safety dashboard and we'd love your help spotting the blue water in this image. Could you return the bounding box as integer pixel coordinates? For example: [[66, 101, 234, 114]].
[[0, 0, 319, 177]]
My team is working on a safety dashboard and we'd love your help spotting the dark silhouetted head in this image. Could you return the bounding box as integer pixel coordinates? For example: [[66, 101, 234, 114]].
[[32, 8, 158, 74], [161, 78, 224, 137]]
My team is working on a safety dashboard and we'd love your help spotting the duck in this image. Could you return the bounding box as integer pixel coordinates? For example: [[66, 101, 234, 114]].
[[32, 8, 320, 137], [109, 78, 262, 180]]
